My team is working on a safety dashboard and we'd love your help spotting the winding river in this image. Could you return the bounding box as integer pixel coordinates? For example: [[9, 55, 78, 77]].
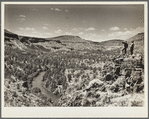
[[32, 72, 60, 103]]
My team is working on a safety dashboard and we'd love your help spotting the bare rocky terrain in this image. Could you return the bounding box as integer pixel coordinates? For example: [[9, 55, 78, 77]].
[[4, 29, 144, 107]]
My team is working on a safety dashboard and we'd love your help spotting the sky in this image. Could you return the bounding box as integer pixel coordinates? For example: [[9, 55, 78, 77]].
[[5, 4, 144, 42]]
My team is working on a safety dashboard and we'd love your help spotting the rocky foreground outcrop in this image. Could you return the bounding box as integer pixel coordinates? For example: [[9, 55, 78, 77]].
[[58, 54, 144, 107], [4, 77, 53, 107]]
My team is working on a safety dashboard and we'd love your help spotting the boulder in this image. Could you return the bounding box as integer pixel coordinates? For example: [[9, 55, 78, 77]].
[[101, 70, 107, 76], [110, 76, 125, 92], [12, 91, 18, 97], [10, 75, 16, 82], [123, 57, 134, 62], [131, 70, 142, 84], [81, 98, 91, 106], [115, 58, 123, 64], [22, 82, 28, 88], [17, 84, 20, 89], [86, 79, 104, 89], [129, 54, 143, 68], [125, 69, 132, 78], [53, 89, 59, 95], [135, 83, 144, 92], [115, 66, 120, 76], [126, 77, 132, 85], [105, 73, 113, 81]]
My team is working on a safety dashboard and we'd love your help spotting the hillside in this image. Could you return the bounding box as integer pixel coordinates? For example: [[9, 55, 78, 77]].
[[46, 35, 104, 50], [126, 33, 144, 55], [99, 39, 124, 46], [4, 29, 144, 54], [97, 39, 124, 51], [5, 29, 19, 41], [126, 33, 144, 43], [47, 35, 86, 43], [4, 29, 61, 52], [4, 30, 104, 51]]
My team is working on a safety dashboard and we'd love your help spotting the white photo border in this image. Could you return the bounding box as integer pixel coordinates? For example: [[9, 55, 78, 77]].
[[1, 1, 148, 118]]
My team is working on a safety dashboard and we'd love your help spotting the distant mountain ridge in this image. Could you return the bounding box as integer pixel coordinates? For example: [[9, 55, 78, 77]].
[[4, 29, 102, 51], [47, 35, 87, 43], [5, 29, 14, 34], [4, 29, 144, 54], [5, 29, 19, 40]]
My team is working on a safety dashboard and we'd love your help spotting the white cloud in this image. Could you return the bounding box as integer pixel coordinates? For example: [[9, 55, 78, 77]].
[[43, 32, 53, 35], [16, 15, 26, 22], [71, 28, 84, 32], [20, 18, 25, 20], [42, 26, 48, 30], [124, 28, 128, 31], [16, 18, 25, 22], [19, 28, 24, 30], [65, 9, 69, 12], [55, 8, 61, 11], [27, 27, 34, 30], [85, 27, 95, 31], [83, 33, 102, 42], [19, 15, 26, 18], [71, 28, 79, 32], [51, 8, 62, 12], [15, 31, 22, 34], [78, 32, 84, 35], [108, 27, 144, 40], [55, 29, 62, 34], [32, 31, 38, 34], [84, 33, 101, 38], [64, 32, 72, 35], [130, 27, 144, 33], [91, 33, 101, 38], [19, 27, 35, 31], [109, 26, 120, 31], [108, 31, 132, 37], [27, 27, 35, 30]]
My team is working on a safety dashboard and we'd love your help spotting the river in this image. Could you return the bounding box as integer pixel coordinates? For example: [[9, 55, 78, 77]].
[[32, 71, 60, 104]]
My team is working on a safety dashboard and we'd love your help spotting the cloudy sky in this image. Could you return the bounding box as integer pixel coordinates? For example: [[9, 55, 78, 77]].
[[5, 4, 144, 42]]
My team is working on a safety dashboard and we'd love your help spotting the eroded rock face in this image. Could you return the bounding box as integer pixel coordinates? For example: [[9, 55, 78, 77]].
[[110, 76, 125, 92], [58, 52, 144, 107], [123, 54, 143, 68], [132, 71, 142, 80], [125, 69, 132, 79], [86, 79, 104, 89], [22, 82, 28, 88], [115, 66, 120, 76], [105, 73, 112, 81], [115, 58, 123, 64]]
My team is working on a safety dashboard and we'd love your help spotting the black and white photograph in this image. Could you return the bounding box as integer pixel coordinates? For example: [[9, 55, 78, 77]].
[[1, 1, 148, 118]]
